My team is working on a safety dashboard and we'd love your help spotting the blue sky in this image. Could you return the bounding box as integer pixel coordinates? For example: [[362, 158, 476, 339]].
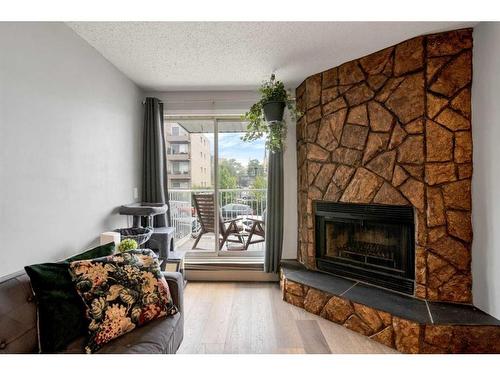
[[205, 132, 266, 166]]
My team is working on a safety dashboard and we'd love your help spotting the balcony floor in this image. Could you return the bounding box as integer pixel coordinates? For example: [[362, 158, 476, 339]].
[[174, 233, 265, 254]]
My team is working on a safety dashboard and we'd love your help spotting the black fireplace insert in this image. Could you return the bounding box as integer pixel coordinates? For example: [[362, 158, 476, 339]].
[[315, 201, 415, 295]]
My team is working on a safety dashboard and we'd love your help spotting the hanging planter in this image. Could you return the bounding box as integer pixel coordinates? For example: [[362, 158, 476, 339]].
[[241, 74, 301, 152], [263, 101, 286, 122]]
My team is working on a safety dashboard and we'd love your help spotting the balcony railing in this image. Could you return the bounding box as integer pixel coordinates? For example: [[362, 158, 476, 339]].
[[168, 188, 267, 249], [166, 134, 189, 142], [169, 171, 191, 179], [167, 151, 190, 161]]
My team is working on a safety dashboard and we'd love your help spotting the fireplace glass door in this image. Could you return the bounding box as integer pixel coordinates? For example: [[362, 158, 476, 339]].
[[324, 219, 408, 274], [315, 202, 415, 295]]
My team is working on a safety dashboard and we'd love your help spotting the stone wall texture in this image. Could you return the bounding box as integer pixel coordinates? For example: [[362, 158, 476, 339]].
[[296, 28, 473, 303], [281, 277, 500, 354]]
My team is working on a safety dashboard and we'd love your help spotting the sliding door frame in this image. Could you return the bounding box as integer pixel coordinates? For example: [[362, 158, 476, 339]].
[[165, 114, 265, 259]]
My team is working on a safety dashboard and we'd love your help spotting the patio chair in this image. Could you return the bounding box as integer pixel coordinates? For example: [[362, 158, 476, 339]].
[[244, 218, 265, 250], [192, 193, 246, 250]]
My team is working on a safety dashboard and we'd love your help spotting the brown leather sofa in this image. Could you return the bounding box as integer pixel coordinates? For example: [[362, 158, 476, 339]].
[[0, 270, 184, 354]]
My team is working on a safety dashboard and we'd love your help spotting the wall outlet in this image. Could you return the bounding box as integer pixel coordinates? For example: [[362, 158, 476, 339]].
[[133, 187, 139, 200]]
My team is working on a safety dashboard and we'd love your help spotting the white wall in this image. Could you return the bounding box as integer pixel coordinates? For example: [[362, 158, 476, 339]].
[[0, 23, 144, 276], [148, 90, 298, 259], [472, 22, 500, 319]]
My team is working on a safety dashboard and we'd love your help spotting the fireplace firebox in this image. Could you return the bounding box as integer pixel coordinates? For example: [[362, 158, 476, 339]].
[[315, 202, 415, 295]]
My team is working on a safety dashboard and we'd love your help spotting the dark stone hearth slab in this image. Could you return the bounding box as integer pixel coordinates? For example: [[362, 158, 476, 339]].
[[281, 261, 500, 327], [281, 261, 356, 296], [280, 259, 306, 271], [342, 283, 432, 323], [428, 302, 500, 326], [281, 261, 430, 323]]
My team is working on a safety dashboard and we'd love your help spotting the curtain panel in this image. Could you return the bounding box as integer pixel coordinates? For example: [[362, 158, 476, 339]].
[[264, 150, 284, 273], [142, 97, 171, 227]]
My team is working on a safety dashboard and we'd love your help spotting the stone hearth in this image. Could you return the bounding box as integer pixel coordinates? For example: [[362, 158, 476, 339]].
[[281, 261, 500, 354], [295, 28, 473, 303]]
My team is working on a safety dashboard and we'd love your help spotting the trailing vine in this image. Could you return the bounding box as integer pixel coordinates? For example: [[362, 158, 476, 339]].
[[242, 75, 301, 152]]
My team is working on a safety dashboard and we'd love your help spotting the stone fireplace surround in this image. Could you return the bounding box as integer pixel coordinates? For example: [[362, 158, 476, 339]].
[[282, 28, 500, 353], [296, 28, 474, 303]]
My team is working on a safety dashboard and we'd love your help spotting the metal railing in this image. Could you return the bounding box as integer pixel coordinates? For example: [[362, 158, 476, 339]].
[[168, 188, 267, 246], [169, 170, 190, 175]]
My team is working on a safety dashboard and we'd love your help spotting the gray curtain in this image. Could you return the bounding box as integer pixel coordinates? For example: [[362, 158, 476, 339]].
[[264, 150, 284, 273], [142, 97, 170, 227]]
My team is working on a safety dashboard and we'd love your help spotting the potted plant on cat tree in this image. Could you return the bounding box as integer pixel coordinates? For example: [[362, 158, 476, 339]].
[[242, 74, 300, 152]]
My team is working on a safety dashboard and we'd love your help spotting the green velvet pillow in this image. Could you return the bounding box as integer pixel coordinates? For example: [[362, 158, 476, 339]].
[[24, 242, 115, 353]]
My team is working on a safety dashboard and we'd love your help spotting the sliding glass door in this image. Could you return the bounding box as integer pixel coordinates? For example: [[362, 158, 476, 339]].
[[165, 116, 266, 258]]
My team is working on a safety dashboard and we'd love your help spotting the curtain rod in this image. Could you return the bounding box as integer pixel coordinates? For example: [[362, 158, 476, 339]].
[[142, 97, 296, 105], [164, 114, 245, 120], [142, 98, 256, 105], [142, 100, 164, 105]]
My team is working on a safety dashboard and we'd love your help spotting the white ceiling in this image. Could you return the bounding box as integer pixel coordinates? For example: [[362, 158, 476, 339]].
[[68, 22, 477, 92]]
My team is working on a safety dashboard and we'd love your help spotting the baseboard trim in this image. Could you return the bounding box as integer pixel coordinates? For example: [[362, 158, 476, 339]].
[[186, 269, 279, 282]]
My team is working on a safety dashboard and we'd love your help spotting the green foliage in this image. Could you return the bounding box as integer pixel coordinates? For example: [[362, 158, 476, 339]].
[[117, 239, 138, 253], [250, 175, 267, 213], [247, 159, 264, 177], [252, 175, 267, 190], [260, 78, 289, 102], [219, 164, 238, 204], [219, 164, 238, 189], [242, 74, 301, 152], [219, 158, 245, 178]]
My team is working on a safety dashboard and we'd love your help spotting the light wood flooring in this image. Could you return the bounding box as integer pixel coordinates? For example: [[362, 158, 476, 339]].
[[177, 282, 397, 354]]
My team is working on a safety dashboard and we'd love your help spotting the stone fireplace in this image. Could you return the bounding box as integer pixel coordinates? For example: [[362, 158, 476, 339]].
[[295, 28, 473, 303], [315, 201, 415, 295], [282, 27, 500, 354]]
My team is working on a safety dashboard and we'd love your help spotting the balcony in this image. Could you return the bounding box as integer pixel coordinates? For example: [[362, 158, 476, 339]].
[[166, 134, 189, 142], [167, 152, 190, 161], [168, 188, 267, 253], [169, 170, 191, 179]]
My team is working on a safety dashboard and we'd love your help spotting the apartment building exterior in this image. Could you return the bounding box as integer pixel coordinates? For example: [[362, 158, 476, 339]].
[[164, 122, 212, 189]]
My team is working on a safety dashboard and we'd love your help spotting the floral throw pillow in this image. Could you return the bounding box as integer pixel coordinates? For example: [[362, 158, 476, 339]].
[[68, 249, 178, 353]]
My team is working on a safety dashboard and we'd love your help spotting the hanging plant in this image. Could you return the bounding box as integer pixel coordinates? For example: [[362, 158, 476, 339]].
[[241, 74, 301, 152]]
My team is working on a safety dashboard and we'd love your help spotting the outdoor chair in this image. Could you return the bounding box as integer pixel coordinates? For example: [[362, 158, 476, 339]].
[[244, 218, 265, 250], [192, 193, 246, 250]]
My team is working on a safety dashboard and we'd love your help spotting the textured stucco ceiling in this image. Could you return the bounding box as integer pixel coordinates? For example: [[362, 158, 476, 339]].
[[67, 22, 476, 91]]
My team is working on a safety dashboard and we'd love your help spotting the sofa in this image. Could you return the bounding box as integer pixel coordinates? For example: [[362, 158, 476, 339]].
[[0, 270, 184, 354]]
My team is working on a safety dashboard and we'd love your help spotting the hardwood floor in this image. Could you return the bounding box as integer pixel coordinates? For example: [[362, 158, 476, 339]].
[[177, 282, 397, 354]]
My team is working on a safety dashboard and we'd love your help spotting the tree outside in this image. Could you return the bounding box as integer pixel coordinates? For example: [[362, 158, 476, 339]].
[[250, 174, 267, 213], [252, 175, 267, 190], [247, 158, 265, 177], [219, 163, 238, 189], [215, 158, 267, 214]]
